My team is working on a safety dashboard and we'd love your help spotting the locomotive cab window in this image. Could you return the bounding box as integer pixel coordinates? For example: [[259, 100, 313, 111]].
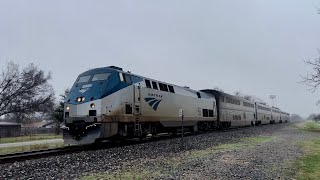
[[168, 85, 175, 93], [131, 75, 141, 84], [152, 81, 158, 90], [123, 74, 132, 84], [197, 92, 201, 98], [145, 79, 152, 88]]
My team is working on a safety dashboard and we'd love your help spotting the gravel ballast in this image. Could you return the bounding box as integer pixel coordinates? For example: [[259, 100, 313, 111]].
[[0, 122, 317, 179]]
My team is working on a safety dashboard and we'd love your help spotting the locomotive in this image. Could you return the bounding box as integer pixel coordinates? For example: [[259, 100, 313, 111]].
[[63, 66, 290, 145]]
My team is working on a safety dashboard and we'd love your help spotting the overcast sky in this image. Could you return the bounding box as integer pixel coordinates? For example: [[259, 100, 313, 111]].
[[1, 1, 320, 117]]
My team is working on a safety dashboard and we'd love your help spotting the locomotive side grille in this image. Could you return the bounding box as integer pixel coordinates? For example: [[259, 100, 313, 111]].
[[125, 104, 133, 114], [89, 110, 97, 116]]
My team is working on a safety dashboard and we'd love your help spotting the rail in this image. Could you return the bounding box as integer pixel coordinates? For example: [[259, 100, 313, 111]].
[[0, 145, 87, 164]]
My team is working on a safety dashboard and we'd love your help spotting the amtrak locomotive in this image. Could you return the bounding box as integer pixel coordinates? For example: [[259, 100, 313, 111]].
[[63, 66, 290, 145]]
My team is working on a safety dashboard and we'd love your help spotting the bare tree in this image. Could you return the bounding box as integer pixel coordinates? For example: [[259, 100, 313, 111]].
[[301, 50, 320, 104], [307, 113, 316, 120], [307, 113, 320, 122], [0, 62, 55, 122]]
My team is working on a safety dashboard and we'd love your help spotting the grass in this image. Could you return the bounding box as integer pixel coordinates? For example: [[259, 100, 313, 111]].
[[294, 121, 320, 132], [0, 142, 64, 155], [293, 121, 320, 179], [296, 139, 320, 180], [0, 134, 62, 144], [242, 136, 273, 143], [82, 136, 274, 179], [184, 136, 273, 161]]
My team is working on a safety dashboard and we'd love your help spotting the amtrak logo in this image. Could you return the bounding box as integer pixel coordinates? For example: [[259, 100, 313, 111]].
[[144, 97, 162, 111], [79, 88, 89, 93], [79, 84, 92, 93]]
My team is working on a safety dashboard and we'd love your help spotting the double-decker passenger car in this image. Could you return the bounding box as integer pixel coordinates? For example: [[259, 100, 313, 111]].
[[281, 112, 290, 122], [255, 103, 272, 125], [271, 107, 282, 123], [200, 90, 256, 128]]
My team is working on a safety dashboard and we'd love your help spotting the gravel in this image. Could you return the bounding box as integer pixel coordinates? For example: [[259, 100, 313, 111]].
[[0, 122, 316, 179]]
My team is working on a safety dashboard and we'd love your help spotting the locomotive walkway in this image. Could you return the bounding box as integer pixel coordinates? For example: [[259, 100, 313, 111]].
[[0, 139, 63, 148]]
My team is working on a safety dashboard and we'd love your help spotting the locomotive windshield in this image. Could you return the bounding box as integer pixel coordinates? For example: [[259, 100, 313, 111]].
[[92, 73, 111, 81], [76, 73, 111, 84], [76, 75, 91, 83]]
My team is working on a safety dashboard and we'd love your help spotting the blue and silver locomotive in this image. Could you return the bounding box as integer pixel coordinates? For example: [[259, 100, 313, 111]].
[[63, 66, 290, 145]]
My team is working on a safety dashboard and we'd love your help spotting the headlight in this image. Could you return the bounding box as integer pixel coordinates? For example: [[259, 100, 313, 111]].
[[76, 97, 86, 102], [66, 106, 70, 110], [76, 97, 87, 102], [90, 103, 95, 108]]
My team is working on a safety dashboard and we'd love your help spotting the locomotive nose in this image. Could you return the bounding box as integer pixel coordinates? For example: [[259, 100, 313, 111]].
[[63, 123, 102, 145]]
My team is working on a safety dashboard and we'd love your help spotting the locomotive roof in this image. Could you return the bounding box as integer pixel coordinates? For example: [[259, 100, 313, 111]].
[[80, 67, 289, 114], [201, 89, 255, 103], [81, 66, 210, 97]]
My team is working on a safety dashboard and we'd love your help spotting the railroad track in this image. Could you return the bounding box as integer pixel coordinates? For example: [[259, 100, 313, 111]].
[[0, 145, 91, 164], [0, 123, 281, 164]]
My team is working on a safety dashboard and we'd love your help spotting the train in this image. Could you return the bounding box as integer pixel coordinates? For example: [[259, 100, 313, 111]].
[[63, 66, 290, 145]]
